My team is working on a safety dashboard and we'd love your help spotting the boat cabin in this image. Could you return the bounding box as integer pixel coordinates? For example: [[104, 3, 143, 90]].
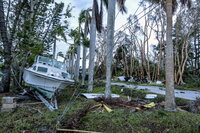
[[31, 56, 72, 79]]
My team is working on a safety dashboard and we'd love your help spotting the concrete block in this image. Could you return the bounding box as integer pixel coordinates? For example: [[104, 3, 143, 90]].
[[2, 97, 16, 104], [2, 103, 16, 109], [1, 108, 14, 112]]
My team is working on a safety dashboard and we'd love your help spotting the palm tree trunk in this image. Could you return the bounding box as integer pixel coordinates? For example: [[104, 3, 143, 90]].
[[0, 0, 12, 92], [53, 39, 56, 59], [72, 53, 75, 76], [81, 45, 87, 86], [82, 22, 89, 86], [105, 0, 116, 98], [165, 0, 176, 111], [75, 45, 81, 81], [88, 0, 97, 92], [69, 54, 72, 73]]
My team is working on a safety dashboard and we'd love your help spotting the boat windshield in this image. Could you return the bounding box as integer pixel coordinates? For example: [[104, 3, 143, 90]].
[[53, 60, 66, 70], [37, 56, 66, 70], [37, 56, 53, 66]]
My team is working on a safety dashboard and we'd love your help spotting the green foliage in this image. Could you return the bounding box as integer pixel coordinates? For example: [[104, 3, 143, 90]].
[[69, 28, 81, 45], [5, 0, 72, 88], [82, 38, 90, 47], [175, 82, 200, 91], [175, 98, 189, 106], [123, 88, 148, 99]]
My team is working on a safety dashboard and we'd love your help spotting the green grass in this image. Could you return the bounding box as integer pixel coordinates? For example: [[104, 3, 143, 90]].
[[0, 86, 88, 133], [150, 95, 189, 106], [91, 85, 149, 99], [0, 84, 200, 133], [175, 82, 200, 91], [0, 103, 60, 132], [79, 110, 200, 133]]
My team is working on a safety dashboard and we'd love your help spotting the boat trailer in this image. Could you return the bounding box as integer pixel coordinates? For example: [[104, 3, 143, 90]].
[[34, 91, 58, 111], [21, 87, 59, 111]]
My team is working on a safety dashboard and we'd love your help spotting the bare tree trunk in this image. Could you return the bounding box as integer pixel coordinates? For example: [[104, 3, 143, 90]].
[[130, 41, 134, 76], [30, 0, 35, 20], [88, 1, 97, 92], [105, 0, 116, 98], [0, 0, 12, 92], [5, 0, 11, 28], [0, 0, 28, 92], [155, 11, 165, 81], [165, 0, 176, 111], [177, 36, 189, 85], [174, 47, 178, 84]]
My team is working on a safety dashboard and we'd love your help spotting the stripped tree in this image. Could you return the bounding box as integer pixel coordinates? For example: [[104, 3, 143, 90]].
[[145, 0, 192, 111]]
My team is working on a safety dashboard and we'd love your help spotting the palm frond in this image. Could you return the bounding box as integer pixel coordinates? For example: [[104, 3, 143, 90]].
[[94, 0, 103, 33], [99, 0, 103, 32], [172, 0, 178, 14], [102, 0, 108, 10], [180, 0, 192, 9], [117, 0, 127, 14], [143, 0, 161, 3]]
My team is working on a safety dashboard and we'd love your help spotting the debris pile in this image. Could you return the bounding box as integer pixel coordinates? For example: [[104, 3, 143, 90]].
[[117, 76, 152, 83], [94, 97, 156, 111], [188, 98, 200, 113], [60, 97, 158, 130]]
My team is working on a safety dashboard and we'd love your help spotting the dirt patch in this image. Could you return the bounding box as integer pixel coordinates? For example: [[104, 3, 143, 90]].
[[60, 102, 96, 129]]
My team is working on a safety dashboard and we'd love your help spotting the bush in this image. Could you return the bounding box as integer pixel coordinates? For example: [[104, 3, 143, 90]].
[[176, 98, 188, 106]]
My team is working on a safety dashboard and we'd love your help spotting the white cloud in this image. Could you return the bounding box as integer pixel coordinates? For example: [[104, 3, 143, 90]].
[[55, 0, 158, 61]]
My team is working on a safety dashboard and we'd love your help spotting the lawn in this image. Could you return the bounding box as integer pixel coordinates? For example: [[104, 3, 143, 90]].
[[0, 83, 200, 133]]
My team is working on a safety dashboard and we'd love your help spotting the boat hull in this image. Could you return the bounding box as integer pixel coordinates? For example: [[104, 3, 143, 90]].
[[23, 69, 74, 98]]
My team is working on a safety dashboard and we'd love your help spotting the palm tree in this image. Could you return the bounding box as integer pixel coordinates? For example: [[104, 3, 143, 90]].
[[146, 0, 191, 111], [69, 28, 81, 81], [105, 0, 116, 98], [88, 0, 103, 92], [88, 0, 97, 91], [88, 0, 127, 92], [165, 0, 176, 111], [0, 0, 12, 92], [105, 0, 127, 98], [79, 9, 91, 86], [67, 46, 76, 75], [75, 43, 81, 81]]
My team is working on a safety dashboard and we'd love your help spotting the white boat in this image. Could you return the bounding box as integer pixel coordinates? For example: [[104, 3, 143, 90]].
[[23, 56, 74, 99]]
